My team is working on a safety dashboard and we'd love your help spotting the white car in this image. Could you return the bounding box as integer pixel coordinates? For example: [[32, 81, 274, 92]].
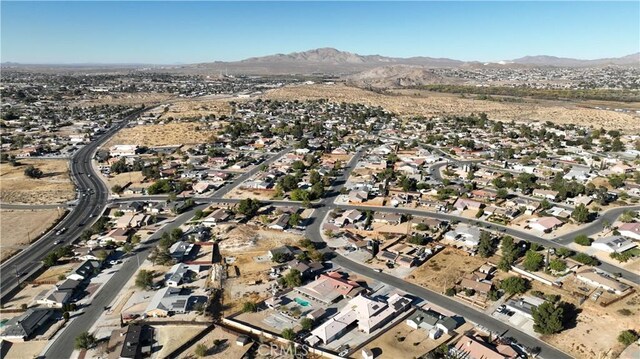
[[109, 260, 122, 265]]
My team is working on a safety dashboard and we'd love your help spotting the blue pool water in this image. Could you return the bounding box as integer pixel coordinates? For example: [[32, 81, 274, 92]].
[[294, 297, 310, 307]]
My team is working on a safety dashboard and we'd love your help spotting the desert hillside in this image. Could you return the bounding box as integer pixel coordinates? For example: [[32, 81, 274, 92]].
[[263, 83, 640, 132]]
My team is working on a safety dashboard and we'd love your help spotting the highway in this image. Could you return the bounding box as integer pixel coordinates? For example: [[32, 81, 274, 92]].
[[42, 148, 291, 358], [43, 204, 209, 359], [0, 108, 148, 302], [35, 139, 634, 359]]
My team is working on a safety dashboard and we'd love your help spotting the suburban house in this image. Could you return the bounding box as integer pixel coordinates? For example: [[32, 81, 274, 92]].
[[528, 217, 564, 233], [348, 190, 369, 203], [372, 212, 402, 225], [443, 224, 481, 249], [144, 287, 206, 317], [504, 296, 543, 320], [576, 269, 631, 295], [109, 144, 139, 157], [108, 324, 154, 359], [459, 273, 493, 297], [36, 279, 81, 308], [267, 245, 302, 261], [592, 236, 638, 253], [307, 293, 411, 345], [201, 208, 231, 226], [451, 334, 518, 359], [406, 308, 458, 339], [165, 264, 203, 287], [618, 222, 640, 240], [294, 272, 363, 305], [0, 309, 54, 341], [168, 241, 195, 262], [269, 214, 290, 230], [334, 209, 364, 227], [532, 189, 559, 201], [101, 228, 130, 243], [453, 198, 483, 211], [67, 260, 101, 281]]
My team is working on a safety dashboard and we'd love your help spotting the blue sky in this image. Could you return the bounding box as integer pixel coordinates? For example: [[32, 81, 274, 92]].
[[1, 1, 638, 64]]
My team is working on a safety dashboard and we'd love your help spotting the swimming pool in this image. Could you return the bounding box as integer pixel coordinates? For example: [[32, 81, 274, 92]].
[[294, 297, 310, 307]]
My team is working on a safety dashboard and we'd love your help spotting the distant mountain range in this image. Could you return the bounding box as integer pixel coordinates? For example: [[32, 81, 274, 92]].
[[3, 48, 638, 75], [184, 48, 639, 75]]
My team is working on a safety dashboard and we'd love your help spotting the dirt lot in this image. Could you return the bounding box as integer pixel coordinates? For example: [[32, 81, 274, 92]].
[[180, 326, 251, 358], [364, 320, 452, 359], [161, 98, 233, 120], [264, 84, 640, 132], [104, 171, 146, 189], [0, 209, 64, 262], [0, 340, 47, 359], [104, 122, 219, 147], [71, 92, 173, 107], [544, 292, 640, 359], [154, 325, 207, 358], [223, 188, 276, 201], [217, 224, 303, 311], [0, 159, 75, 204], [406, 247, 493, 293]]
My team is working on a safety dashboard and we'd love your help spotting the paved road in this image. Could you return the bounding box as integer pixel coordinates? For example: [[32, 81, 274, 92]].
[[43, 204, 209, 359], [0, 108, 148, 301], [210, 147, 291, 199], [303, 149, 573, 359], [43, 146, 292, 358]]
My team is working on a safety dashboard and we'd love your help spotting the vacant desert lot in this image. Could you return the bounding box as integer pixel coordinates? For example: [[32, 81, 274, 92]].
[[264, 84, 640, 132], [71, 92, 173, 107], [0, 159, 74, 204], [154, 325, 207, 359], [104, 122, 218, 147], [545, 292, 640, 359], [161, 98, 233, 119], [364, 320, 451, 359], [180, 326, 251, 358], [0, 209, 63, 262], [407, 247, 490, 293], [0, 340, 48, 359]]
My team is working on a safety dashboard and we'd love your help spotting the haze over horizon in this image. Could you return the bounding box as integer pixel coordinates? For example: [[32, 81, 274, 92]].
[[1, 1, 639, 64]]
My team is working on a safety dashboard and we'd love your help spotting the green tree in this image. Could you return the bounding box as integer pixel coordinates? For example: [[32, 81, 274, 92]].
[[571, 204, 590, 223], [573, 234, 592, 246], [122, 243, 134, 254], [300, 317, 314, 331], [237, 198, 261, 217], [500, 276, 529, 295], [532, 301, 565, 335], [111, 184, 123, 194], [290, 188, 310, 202], [523, 250, 544, 272], [618, 330, 639, 346], [195, 343, 208, 357], [74, 332, 96, 350], [282, 328, 295, 341], [288, 213, 302, 227], [242, 301, 257, 313], [135, 270, 154, 290], [572, 253, 598, 265], [24, 165, 43, 179], [283, 269, 302, 288], [496, 188, 509, 199], [477, 231, 496, 258], [549, 259, 567, 272]]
